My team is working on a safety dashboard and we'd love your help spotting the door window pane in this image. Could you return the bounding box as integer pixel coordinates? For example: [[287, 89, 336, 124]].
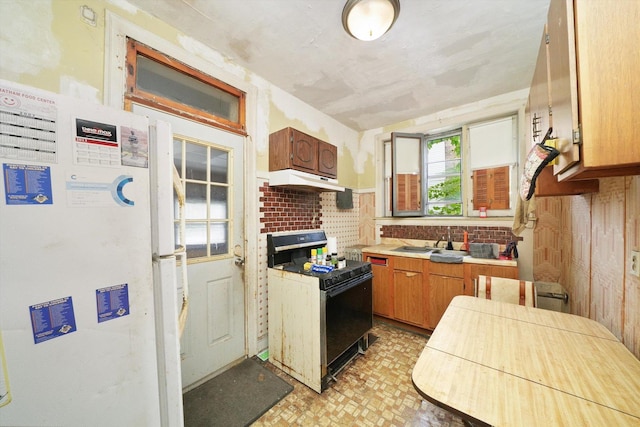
[[210, 148, 229, 184], [209, 223, 228, 256], [174, 137, 233, 260], [185, 222, 207, 259], [185, 182, 207, 219], [210, 186, 228, 219], [184, 143, 208, 181]]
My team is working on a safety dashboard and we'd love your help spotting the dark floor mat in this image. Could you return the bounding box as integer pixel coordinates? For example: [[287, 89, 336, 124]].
[[183, 357, 293, 427]]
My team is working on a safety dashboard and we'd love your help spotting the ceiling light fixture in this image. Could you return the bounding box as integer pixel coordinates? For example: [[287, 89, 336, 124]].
[[342, 0, 400, 41]]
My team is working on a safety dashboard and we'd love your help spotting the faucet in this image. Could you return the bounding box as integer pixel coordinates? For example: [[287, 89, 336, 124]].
[[446, 226, 454, 250], [435, 236, 445, 248]]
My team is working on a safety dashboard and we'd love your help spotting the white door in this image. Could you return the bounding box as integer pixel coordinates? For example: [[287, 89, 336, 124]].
[[133, 105, 245, 389]]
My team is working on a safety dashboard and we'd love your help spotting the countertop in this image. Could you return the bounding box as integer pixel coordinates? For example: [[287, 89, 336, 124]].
[[360, 244, 518, 267]]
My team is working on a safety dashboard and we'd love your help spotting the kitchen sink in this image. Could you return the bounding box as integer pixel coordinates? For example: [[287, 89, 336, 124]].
[[392, 246, 438, 253], [431, 249, 469, 256], [392, 246, 469, 256]]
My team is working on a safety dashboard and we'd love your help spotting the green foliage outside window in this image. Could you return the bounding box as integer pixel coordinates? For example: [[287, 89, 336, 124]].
[[426, 134, 462, 216]]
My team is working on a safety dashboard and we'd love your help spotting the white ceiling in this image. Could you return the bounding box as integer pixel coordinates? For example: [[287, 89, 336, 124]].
[[127, 0, 550, 131]]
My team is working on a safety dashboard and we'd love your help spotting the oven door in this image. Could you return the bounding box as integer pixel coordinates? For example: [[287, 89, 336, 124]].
[[323, 271, 373, 366]]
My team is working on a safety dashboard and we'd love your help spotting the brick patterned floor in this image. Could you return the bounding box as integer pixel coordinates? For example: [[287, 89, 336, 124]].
[[253, 321, 465, 426]]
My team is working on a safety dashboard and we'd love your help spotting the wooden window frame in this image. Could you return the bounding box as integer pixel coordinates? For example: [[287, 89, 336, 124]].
[[125, 38, 246, 136]]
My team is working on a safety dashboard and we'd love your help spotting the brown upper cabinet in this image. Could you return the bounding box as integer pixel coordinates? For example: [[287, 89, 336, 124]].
[[543, 0, 640, 181], [269, 127, 337, 179], [526, 23, 598, 197]]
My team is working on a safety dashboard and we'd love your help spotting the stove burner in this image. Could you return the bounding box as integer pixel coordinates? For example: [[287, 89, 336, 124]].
[[267, 230, 372, 290]]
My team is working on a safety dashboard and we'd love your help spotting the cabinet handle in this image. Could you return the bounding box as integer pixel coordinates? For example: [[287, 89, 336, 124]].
[[405, 272, 418, 277]]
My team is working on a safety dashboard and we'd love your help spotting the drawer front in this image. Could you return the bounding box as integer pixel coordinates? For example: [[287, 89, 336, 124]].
[[394, 256, 423, 272], [429, 262, 464, 278]]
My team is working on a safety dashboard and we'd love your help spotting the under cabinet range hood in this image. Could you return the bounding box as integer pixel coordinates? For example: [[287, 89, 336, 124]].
[[269, 169, 345, 192]]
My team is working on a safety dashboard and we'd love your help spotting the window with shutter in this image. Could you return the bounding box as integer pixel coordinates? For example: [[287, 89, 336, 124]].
[[382, 115, 517, 217], [473, 166, 510, 210]]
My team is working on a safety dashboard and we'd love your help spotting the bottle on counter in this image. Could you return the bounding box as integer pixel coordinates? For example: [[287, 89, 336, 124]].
[[331, 252, 338, 267], [311, 248, 317, 263], [316, 247, 324, 265], [338, 257, 346, 269]]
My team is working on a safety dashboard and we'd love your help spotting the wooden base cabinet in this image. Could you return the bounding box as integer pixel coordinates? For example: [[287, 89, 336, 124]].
[[427, 262, 466, 329], [393, 257, 427, 327], [365, 254, 393, 318], [366, 252, 519, 330], [427, 275, 464, 329]]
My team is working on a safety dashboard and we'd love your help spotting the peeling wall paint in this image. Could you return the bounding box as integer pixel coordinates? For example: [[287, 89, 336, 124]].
[[0, 1, 60, 85], [0, 0, 527, 193], [356, 90, 529, 186], [0, 0, 360, 183], [268, 83, 360, 187]]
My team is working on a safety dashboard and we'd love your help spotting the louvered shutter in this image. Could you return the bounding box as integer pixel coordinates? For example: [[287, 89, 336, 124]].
[[473, 166, 510, 210]]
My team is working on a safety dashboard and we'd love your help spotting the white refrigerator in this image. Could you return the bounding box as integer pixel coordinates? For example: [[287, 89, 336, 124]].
[[0, 79, 184, 426]]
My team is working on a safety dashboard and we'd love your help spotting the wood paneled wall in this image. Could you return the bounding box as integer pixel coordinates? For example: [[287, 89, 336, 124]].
[[534, 175, 640, 359]]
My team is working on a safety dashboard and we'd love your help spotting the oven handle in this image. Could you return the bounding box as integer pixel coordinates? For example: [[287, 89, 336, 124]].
[[325, 271, 373, 298]]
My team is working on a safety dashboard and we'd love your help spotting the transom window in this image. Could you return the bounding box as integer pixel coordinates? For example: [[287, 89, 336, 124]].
[[125, 38, 246, 135]]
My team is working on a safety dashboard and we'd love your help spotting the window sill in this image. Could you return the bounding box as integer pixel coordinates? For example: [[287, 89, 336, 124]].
[[375, 216, 514, 227]]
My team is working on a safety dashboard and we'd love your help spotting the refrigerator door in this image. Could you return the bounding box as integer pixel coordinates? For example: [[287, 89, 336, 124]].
[[153, 256, 183, 427], [150, 119, 175, 258], [0, 80, 163, 425]]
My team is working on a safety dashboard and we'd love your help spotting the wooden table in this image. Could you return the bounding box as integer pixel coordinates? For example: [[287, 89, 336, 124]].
[[412, 296, 640, 426]]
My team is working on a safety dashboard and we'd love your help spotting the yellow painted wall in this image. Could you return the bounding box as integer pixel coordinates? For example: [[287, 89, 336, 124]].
[[0, 0, 361, 186]]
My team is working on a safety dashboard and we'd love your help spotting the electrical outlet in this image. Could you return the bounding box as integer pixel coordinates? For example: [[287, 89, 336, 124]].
[[632, 250, 640, 277]]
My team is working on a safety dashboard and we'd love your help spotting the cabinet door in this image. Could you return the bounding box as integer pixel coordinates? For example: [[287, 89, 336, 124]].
[[529, 27, 551, 145], [317, 140, 337, 178], [370, 261, 392, 317], [547, 0, 580, 174], [393, 270, 424, 326], [572, 0, 640, 172], [290, 128, 318, 172], [427, 275, 464, 329], [530, 23, 599, 197]]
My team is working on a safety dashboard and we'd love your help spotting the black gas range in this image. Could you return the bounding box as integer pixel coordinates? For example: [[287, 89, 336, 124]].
[[266, 229, 374, 392], [267, 230, 372, 291]]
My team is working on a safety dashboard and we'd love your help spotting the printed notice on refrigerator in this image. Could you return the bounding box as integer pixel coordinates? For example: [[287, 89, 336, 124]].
[[96, 284, 130, 323], [65, 170, 135, 207], [2, 163, 53, 205], [0, 83, 58, 163], [74, 118, 121, 167], [29, 296, 77, 344]]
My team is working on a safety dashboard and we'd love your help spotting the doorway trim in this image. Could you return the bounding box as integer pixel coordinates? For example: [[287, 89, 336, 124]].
[[103, 7, 260, 421]]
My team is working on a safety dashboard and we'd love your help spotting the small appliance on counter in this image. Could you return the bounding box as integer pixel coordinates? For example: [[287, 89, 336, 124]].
[[344, 244, 369, 261]]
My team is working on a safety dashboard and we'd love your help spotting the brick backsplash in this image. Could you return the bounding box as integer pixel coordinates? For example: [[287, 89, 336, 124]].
[[380, 224, 521, 245], [259, 182, 322, 233]]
